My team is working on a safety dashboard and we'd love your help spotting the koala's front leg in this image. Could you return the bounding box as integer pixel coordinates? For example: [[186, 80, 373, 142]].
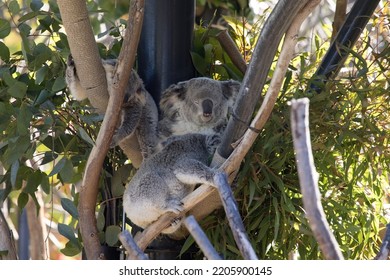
[[65, 55, 88, 101], [173, 159, 218, 186], [111, 101, 142, 147]]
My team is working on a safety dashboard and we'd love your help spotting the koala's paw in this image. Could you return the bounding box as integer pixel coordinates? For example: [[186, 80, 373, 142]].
[[205, 133, 221, 153], [165, 199, 184, 214]]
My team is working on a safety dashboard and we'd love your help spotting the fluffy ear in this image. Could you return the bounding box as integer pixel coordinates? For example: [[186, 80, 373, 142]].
[[159, 81, 187, 119], [220, 80, 241, 102]]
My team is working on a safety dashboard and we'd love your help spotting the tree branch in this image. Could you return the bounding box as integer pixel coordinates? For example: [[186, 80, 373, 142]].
[[290, 98, 344, 260], [60, 0, 145, 259], [217, 0, 309, 160], [374, 223, 390, 260], [57, 0, 109, 114], [0, 208, 17, 260], [119, 230, 148, 260], [215, 28, 247, 75], [183, 215, 222, 260], [213, 173, 258, 260], [331, 0, 347, 43]]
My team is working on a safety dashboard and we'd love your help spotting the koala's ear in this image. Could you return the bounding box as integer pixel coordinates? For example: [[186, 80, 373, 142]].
[[220, 80, 241, 102], [159, 82, 187, 116]]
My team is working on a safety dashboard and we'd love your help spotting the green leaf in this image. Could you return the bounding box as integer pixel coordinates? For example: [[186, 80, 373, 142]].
[[59, 158, 74, 183], [61, 198, 79, 219], [179, 235, 195, 257], [24, 170, 43, 194], [190, 52, 208, 76], [17, 103, 32, 136], [52, 76, 66, 92], [34, 89, 54, 106], [35, 65, 48, 85], [8, 0, 20, 15], [0, 19, 11, 39], [31, 0, 44, 12], [17, 192, 29, 209], [58, 223, 78, 244], [105, 225, 121, 246], [48, 157, 66, 177], [7, 81, 27, 99], [60, 241, 81, 257], [77, 126, 95, 146], [0, 42, 10, 62], [10, 160, 19, 188]]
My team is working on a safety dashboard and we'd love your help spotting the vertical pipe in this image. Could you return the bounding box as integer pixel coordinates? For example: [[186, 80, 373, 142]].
[[137, 0, 196, 105]]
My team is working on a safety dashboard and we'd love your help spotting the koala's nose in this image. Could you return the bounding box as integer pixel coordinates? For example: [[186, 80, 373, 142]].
[[202, 99, 213, 118]]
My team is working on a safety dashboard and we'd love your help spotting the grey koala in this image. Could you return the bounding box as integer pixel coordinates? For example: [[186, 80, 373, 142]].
[[158, 77, 241, 142], [122, 133, 222, 234], [65, 56, 159, 160]]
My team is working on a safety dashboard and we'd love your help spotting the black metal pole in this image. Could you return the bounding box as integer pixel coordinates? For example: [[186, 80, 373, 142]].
[[137, 0, 196, 106], [136, 0, 196, 260], [310, 0, 380, 93]]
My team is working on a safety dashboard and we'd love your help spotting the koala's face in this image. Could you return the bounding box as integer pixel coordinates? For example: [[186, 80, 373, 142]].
[[182, 79, 229, 126], [160, 77, 241, 128]]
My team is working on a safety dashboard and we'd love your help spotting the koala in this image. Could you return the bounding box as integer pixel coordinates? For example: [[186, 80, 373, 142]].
[[65, 55, 159, 161], [122, 133, 222, 234], [158, 77, 241, 142]]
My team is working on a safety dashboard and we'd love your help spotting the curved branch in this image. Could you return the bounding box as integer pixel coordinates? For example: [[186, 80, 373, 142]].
[[59, 0, 145, 259]]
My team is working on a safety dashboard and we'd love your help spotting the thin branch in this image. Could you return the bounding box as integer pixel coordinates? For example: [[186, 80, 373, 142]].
[[119, 230, 148, 260], [134, 0, 321, 252], [217, 0, 309, 160], [183, 215, 222, 260], [331, 0, 347, 43], [76, 0, 145, 260], [290, 98, 344, 260], [215, 28, 247, 75], [213, 173, 258, 260], [374, 223, 390, 260]]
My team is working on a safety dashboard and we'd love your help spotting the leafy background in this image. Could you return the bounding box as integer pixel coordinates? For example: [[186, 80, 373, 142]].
[[0, 0, 389, 259]]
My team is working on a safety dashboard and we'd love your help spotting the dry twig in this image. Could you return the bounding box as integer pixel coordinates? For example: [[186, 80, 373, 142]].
[[290, 98, 344, 260], [183, 215, 222, 260], [119, 230, 148, 260]]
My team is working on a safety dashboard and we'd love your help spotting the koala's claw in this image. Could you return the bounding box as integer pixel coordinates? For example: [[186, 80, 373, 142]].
[[170, 217, 182, 227], [166, 199, 184, 214]]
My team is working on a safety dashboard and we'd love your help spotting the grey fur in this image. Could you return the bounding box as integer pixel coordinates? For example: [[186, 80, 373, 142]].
[[65, 55, 159, 159], [122, 133, 222, 234], [158, 77, 241, 142]]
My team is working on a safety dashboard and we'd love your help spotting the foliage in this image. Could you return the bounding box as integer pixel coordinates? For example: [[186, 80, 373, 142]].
[[0, 0, 388, 260], [191, 2, 390, 259]]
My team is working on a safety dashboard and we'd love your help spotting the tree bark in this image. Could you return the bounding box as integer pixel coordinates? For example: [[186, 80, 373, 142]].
[[331, 0, 347, 43], [57, 0, 109, 114], [0, 208, 17, 260], [290, 98, 344, 260], [25, 193, 49, 259]]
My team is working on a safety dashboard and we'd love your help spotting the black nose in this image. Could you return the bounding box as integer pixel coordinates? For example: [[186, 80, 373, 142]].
[[202, 99, 213, 117]]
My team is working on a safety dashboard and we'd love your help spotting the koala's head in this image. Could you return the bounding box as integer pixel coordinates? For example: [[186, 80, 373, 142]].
[[160, 77, 241, 127]]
